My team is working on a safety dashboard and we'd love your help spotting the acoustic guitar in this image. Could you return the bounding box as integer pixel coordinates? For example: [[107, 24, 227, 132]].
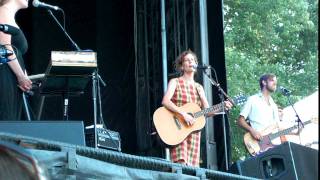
[[153, 95, 246, 146], [244, 117, 318, 156]]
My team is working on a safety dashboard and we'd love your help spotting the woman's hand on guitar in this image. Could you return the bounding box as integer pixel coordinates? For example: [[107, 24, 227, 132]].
[[181, 112, 194, 126], [250, 129, 262, 140]]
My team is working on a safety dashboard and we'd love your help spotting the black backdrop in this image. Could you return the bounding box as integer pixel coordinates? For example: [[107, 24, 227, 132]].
[[16, 0, 230, 170], [17, 0, 137, 154]]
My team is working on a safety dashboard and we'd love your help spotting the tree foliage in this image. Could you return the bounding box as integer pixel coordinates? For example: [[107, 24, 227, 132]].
[[223, 0, 318, 162]]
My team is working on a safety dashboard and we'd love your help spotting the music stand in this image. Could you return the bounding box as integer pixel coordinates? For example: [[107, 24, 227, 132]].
[[38, 51, 97, 120]]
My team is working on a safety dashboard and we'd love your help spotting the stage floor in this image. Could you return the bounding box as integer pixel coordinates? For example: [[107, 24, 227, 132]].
[[0, 132, 257, 180]]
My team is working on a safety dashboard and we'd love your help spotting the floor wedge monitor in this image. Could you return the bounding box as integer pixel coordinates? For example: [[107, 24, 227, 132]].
[[229, 141, 318, 180], [0, 121, 85, 146]]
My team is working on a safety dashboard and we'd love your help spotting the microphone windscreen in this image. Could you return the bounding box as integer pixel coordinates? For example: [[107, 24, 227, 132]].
[[32, 0, 40, 7]]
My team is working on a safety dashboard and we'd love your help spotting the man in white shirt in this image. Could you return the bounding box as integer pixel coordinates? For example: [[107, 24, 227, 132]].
[[237, 74, 282, 141]]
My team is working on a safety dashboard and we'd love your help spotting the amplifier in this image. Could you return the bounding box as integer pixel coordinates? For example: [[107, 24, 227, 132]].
[[85, 127, 121, 151]]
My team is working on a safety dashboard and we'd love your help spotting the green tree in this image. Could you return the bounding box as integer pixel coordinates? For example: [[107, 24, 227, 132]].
[[223, 0, 318, 162]]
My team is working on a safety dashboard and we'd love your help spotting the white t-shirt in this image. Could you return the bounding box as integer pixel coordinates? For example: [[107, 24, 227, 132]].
[[240, 92, 280, 131]]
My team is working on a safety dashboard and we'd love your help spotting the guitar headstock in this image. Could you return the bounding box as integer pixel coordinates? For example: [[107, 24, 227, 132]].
[[231, 94, 247, 106], [310, 116, 319, 124]]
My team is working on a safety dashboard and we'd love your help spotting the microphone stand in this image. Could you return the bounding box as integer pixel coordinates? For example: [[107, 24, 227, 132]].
[[202, 69, 234, 171], [47, 9, 118, 150], [92, 70, 119, 151], [283, 91, 303, 141], [47, 9, 80, 121], [22, 92, 32, 121], [47, 10, 80, 51]]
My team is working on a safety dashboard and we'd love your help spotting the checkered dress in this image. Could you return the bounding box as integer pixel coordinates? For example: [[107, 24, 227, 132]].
[[170, 78, 202, 167]]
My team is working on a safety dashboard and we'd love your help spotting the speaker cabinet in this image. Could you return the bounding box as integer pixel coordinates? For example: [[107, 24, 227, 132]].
[[0, 121, 85, 146], [230, 142, 318, 180]]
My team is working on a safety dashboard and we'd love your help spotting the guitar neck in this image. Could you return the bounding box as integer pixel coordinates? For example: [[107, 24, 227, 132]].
[[269, 120, 311, 140], [193, 103, 224, 118], [192, 95, 246, 118]]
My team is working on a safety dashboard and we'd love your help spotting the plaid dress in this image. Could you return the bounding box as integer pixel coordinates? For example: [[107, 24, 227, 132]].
[[170, 78, 202, 167]]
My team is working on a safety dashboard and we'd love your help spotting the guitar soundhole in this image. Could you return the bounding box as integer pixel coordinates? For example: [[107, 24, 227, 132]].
[[174, 116, 182, 129], [187, 112, 194, 118]]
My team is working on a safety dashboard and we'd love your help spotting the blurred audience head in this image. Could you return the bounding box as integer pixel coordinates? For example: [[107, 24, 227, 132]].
[[0, 141, 49, 180]]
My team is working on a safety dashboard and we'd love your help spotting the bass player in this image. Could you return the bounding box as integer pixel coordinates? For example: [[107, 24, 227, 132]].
[[237, 73, 301, 155]]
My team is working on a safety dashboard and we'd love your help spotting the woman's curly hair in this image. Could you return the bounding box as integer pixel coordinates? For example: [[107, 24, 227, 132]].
[[174, 49, 198, 73]]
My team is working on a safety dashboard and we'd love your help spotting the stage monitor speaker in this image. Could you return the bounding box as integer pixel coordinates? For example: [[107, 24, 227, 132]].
[[229, 142, 318, 180], [0, 121, 85, 146]]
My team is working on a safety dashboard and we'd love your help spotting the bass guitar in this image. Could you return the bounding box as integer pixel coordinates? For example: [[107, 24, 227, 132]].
[[244, 117, 318, 156]]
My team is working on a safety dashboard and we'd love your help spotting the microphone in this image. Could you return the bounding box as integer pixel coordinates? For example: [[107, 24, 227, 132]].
[[192, 64, 211, 70], [0, 24, 19, 35], [278, 86, 291, 95], [32, 0, 61, 11]]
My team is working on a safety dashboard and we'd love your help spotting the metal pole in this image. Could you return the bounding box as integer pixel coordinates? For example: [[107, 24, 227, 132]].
[[62, 94, 69, 120], [199, 0, 212, 103], [92, 71, 98, 148], [199, 0, 222, 170], [160, 0, 170, 161], [36, 96, 45, 120], [22, 93, 31, 121], [219, 0, 230, 170]]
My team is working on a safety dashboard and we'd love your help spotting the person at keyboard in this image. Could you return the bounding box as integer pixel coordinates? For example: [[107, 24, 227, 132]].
[[0, 0, 32, 120]]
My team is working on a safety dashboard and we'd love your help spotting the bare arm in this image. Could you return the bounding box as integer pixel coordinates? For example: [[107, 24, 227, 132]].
[[0, 31, 32, 92], [161, 79, 181, 114], [196, 85, 211, 114], [237, 115, 262, 140]]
